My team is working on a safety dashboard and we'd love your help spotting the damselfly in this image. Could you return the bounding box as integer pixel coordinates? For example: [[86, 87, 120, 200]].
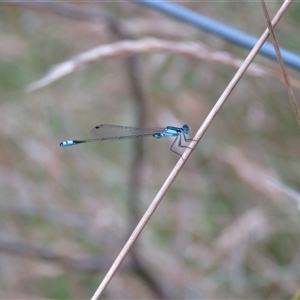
[[60, 124, 192, 155]]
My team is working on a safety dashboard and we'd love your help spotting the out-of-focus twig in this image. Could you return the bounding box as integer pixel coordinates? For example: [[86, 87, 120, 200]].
[[28, 38, 300, 92], [214, 208, 269, 255], [4, 2, 167, 298], [217, 146, 300, 208], [0, 239, 128, 272], [260, 0, 300, 127]]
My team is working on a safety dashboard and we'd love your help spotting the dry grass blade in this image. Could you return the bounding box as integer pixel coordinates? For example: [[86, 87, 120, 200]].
[[90, 1, 292, 299], [27, 38, 300, 92], [214, 208, 269, 256], [260, 0, 300, 126], [218, 146, 300, 207]]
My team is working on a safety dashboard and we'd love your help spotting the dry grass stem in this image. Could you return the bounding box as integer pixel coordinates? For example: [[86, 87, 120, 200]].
[[260, 0, 300, 126], [27, 38, 300, 92], [214, 208, 269, 256], [218, 146, 300, 207], [91, 1, 292, 299]]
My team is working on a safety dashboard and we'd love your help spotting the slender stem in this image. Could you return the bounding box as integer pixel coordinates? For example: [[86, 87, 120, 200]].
[[91, 1, 292, 299]]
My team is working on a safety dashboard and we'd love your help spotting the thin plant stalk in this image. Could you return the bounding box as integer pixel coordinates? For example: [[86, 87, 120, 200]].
[[90, 1, 292, 299]]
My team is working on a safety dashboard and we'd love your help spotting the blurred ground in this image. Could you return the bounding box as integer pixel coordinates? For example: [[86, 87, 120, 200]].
[[0, 2, 300, 299]]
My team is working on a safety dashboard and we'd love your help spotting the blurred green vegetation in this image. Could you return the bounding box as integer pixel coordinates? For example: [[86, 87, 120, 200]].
[[0, 2, 300, 299]]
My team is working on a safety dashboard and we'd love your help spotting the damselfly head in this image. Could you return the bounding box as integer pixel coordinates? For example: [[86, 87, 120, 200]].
[[182, 124, 190, 134]]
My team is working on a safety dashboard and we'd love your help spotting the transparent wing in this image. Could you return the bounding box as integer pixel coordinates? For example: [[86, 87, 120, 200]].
[[90, 124, 165, 140]]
